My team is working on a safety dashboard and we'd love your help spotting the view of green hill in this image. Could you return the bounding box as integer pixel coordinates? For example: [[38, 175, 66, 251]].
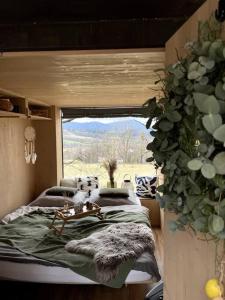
[[62, 117, 154, 185]]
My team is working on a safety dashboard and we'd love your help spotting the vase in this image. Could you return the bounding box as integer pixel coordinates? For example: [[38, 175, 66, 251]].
[[107, 181, 117, 188]]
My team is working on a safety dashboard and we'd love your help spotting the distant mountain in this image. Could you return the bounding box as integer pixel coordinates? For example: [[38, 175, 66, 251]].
[[63, 121, 109, 133], [63, 119, 148, 136]]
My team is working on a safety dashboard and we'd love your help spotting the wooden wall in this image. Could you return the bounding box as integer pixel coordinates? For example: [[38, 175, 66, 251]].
[[166, 0, 225, 65], [0, 106, 62, 218], [164, 1, 224, 299], [34, 107, 62, 197], [0, 118, 35, 218]]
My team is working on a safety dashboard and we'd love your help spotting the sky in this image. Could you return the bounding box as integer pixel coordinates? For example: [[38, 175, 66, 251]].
[[71, 117, 148, 125]]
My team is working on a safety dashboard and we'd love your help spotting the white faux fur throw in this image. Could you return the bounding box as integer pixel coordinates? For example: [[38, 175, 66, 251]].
[[65, 222, 155, 283]]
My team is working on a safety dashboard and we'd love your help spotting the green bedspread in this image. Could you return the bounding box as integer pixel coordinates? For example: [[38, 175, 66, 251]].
[[0, 209, 150, 288]]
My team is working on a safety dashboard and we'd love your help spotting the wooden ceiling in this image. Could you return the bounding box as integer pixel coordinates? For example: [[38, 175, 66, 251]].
[[0, 49, 164, 107], [0, 0, 205, 51], [0, 0, 205, 23], [0, 0, 205, 107]]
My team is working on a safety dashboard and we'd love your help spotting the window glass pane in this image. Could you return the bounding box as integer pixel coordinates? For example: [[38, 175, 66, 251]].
[[62, 116, 156, 188]]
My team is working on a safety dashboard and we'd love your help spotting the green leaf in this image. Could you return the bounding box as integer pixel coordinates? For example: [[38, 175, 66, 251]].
[[187, 195, 202, 210], [187, 176, 201, 194], [203, 198, 218, 206], [206, 145, 215, 158], [213, 152, 225, 175], [209, 40, 223, 61], [166, 111, 182, 122], [198, 143, 208, 154], [173, 68, 185, 79], [199, 76, 209, 85], [160, 139, 168, 150], [192, 208, 203, 219], [163, 142, 178, 152], [215, 188, 222, 198], [219, 100, 225, 113], [157, 184, 165, 193], [213, 175, 225, 189], [202, 114, 222, 134], [193, 217, 208, 232], [209, 214, 224, 233], [201, 205, 214, 216], [199, 56, 215, 69], [193, 93, 220, 114], [213, 124, 225, 143], [184, 95, 193, 106], [201, 163, 216, 179], [193, 83, 214, 94], [158, 120, 174, 132], [187, 159, 203, 171], [188, 62, 206, 80], [215, 81, 225, 100]]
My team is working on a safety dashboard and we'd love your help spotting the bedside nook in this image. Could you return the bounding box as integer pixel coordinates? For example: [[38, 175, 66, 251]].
[[140, 198, 161, 228]]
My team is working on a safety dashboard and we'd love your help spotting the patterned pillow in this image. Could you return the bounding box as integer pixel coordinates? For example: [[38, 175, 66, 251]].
[[135, 176, 157, 199], [77, 176, 99, 196]]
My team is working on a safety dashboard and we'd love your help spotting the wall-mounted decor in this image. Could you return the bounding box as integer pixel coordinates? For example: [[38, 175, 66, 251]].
[[24, 126, 37, 164]]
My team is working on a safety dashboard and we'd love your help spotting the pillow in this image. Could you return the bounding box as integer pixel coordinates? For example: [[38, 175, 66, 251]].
[[45, 186, 78, 197], [99, 188, 129, 198], [30, 191, 88, 207], [135, 176, 157, 199], [93, 197, 135, 207], [77, 176, 99, 196], [29, 195, 75, 207], [88, 189, 136, 207]]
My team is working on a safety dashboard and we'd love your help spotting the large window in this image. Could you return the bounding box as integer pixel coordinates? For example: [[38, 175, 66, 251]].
[[62, 116, 156, 188]]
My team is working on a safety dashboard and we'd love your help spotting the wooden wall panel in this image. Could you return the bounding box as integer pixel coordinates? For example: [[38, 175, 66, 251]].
[[0, 107, 62, 218], [34, 106, 62, 197], [164, 1, 224, 299], [166, 0, 224, 65], [163, 213, 220, 300], [0, 119, 35, 218]]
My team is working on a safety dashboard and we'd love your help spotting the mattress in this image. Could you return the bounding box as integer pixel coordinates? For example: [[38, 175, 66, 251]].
[[0, 261, 152, 284]]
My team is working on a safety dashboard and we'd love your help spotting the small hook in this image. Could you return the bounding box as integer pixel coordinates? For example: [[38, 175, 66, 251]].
[[215, 0, 225, 22]]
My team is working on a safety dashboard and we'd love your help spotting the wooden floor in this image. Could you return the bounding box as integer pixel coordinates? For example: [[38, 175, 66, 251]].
[[0, 228, 163, 300]]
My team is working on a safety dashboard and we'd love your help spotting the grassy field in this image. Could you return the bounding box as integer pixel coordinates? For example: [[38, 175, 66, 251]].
[[64, 162, 157, 188]]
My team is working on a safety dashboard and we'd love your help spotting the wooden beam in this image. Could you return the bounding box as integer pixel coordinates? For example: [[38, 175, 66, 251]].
[[0, 18, 185, 51]]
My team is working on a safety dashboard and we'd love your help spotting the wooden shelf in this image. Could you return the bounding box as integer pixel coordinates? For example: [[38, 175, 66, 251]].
[[0, 89, 52, 120], [28, 104, 52, 120], [29, 115, 52, 121], [0, 110, 26, 118]]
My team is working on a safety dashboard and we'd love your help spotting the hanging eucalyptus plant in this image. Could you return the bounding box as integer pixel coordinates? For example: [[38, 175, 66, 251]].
[[145, 16, 225, 239]]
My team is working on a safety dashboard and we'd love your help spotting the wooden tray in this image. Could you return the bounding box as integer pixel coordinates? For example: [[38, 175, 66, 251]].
[[49, 203, 103, 235]]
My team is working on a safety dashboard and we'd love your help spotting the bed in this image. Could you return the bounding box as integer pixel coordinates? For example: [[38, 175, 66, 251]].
[[0, 185, 161, 288]]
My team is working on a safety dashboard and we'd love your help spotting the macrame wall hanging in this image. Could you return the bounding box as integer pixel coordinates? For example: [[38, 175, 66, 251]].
[[24, 126, 37, 164]]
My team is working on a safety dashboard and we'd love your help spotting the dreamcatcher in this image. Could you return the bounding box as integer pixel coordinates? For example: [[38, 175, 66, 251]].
[[24, 126, 37, 164]]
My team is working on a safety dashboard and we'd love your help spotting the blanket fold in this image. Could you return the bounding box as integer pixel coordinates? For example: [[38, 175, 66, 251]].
[[65, 222, 155, 283]]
